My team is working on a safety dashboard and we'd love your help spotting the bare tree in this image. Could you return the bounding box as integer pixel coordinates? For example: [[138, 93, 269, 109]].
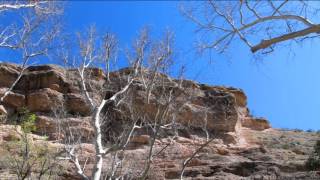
[[181, 1, 320, 54], [0, 1, 62, 103], [59, 26, 139, 180], [0, 1, 60, 14], [56, 26, 195, 180], [4, 109, 60, 180]]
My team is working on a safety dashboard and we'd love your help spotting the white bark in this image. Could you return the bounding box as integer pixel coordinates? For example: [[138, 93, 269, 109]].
[[180, 138, 214, 180], [0, 1, 61, 15], [91, 79, 134, 179], [0, 3, 38, 11], [63, 28, 176, 179], [0, 1, 60, 104], [183, 0, 320, 54]]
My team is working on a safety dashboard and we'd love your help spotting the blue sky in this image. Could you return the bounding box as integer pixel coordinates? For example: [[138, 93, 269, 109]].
[[3, 1, 320, 130]]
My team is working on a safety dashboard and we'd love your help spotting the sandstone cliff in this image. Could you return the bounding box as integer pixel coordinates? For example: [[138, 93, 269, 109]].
[[0, 63, 318, 180], [0, 63, 269, 142]]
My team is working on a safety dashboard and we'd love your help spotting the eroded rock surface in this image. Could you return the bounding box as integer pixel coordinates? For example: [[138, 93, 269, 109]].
[[3, 63, 313, 180], [242, 117, 271, 131], [0, 63, 269, 142], [0, 125, 319, 179]]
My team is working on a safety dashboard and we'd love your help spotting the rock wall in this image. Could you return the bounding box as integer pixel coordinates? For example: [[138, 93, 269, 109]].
[[0, 63, 270, 143]]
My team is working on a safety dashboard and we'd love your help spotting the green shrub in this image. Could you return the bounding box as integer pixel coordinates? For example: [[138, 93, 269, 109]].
[[306, 140, 320, 171], [11, 107, 37, 133], [21, 112, 37, 133]]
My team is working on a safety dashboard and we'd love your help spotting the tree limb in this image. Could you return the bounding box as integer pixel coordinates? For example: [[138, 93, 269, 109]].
[[251, 24, 320, 53]]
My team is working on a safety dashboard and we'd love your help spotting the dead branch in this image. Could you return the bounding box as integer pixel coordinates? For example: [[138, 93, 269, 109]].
[[182, 0, 320, 54]]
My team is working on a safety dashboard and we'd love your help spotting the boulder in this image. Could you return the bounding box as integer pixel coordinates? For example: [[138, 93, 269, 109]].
[[65, 93, 91, 116], [27, 88, 64, 112], [35, 116, 57, 135], [16, 65, 68, 93], [0, 88, 25, 108], [0, 125, 22, 142], [0, 63, 20, 88], [130, 135, 150, 145]]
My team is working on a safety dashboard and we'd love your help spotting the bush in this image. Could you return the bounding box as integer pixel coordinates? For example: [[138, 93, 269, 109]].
[[307, 129, 314, 133], [293, 128, 303, 132], [306, 140, 320, 171], [20, 112, 37, 133], [3, 138, 60, 179], [11, 107, 37, 133]]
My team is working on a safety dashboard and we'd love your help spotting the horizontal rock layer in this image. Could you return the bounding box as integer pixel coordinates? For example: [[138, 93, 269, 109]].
[[0, 63, 270, 143]]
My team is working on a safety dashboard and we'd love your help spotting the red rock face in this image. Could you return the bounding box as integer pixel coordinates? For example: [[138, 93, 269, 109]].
[[0, 63, 270, 143], [27, 88, 64, 112], [2, 64, 320, 180]]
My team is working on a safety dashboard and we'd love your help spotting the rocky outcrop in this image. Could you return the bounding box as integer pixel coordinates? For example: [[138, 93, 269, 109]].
[[0, 63, 270, 143], [1, 63, 319, 180], [0, 88, 25, 109], [65, 93, 91, 116], [0, 125, 22, 142], [35, 115, 94, 141], [27, 88, 64, 112], [0, 63, 21, 88], [242, 117, 271, 131], [1, 123, 318, 180]]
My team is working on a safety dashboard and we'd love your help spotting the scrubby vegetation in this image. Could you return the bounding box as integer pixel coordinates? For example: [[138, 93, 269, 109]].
[[10, 108, 37, 133], [0, 108, 61, 179], [306, 140, 320, 171]]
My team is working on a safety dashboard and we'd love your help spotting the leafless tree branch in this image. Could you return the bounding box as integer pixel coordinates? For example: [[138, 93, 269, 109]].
[[182, 0, 320, 55]]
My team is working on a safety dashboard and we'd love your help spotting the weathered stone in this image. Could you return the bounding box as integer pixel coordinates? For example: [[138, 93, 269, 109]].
[[49, 83, 61, 92], [0, 125, 22, 142], [131, 85, 240, 134], [35, 116, 57, 134], [65, 93, 91, 116], [242, 117, 271, 131], [0, 88, 25, 108], [0, 63, 20, 88], [216, 147, 230, 155], [27, 88, 63, 112], [16, 65, 67, 93], [0, 105, 7, 123], [85, 67, 106, 80], [0, 105, 7, 115], [35, 116, 94, 141], [186, 158, 208, 167], [2, 63, 320, 180], [130, 135, 150, 145], [0, 63, 269, 143]]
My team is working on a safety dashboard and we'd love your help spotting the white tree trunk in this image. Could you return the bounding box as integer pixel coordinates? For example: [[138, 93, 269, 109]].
[[91, 100, 107, 180]]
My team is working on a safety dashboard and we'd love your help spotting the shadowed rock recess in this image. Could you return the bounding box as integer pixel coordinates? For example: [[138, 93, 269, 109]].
[[0, 63, 319, 179]]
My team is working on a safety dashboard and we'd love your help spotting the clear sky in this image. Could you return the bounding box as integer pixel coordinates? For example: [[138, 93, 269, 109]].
[[4, 1, 320, 130]]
